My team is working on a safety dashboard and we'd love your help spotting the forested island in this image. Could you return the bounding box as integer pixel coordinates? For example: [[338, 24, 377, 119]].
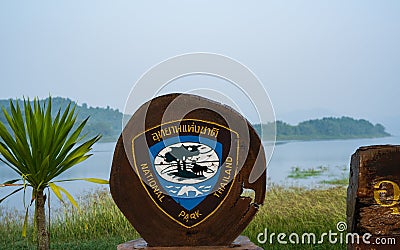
[[0, 97, 391, 142], [254, 117, 390, 141]]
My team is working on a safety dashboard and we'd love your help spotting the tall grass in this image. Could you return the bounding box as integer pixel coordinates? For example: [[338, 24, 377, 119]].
[[0, 189, 138, 249], [244, 186, 346, 249], [1, 187, 346, 249]]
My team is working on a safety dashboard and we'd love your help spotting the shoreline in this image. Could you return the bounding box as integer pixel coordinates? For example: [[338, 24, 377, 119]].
[[266, 134, 395, 145]]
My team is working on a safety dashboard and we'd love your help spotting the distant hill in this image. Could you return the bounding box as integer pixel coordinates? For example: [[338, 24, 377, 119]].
[[0, 97, 122, 142], [0, 97, 391, 142], [254, 117, 391, 141]]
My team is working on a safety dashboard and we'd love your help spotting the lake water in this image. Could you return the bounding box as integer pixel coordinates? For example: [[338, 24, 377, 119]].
[[1, 136, 400, 210]]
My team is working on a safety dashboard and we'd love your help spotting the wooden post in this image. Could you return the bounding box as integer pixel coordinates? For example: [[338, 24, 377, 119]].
[[347, 145, 400, 249]]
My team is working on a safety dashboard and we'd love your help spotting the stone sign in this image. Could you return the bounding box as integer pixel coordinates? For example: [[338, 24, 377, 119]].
[[110, 93, 266, 248], [347, 145, 400, 249]]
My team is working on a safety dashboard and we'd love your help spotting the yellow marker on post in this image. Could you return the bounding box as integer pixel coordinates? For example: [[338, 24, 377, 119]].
[[374, 180, 400, 215]]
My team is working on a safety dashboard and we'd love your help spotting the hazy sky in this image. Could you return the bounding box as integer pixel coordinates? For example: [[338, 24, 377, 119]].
[[1, 1, 399, 132]]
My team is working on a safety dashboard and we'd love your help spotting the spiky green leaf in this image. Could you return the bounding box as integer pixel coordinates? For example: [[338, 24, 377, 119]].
[[0, 187, 24, 203], [22, 207, 29, 238], [56, 184, 79, 209], [54, 178, 109, 184], [49, 182, 63, 202]]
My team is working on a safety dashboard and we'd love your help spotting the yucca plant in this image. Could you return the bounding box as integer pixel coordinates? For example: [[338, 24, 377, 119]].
[[0, 97, 108, 250]]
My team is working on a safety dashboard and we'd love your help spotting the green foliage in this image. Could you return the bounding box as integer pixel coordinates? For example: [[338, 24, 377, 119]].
[[0, 97, 102, 191], [0, 187, 346, 249], [254, 117, 390, 141], [0, 97, 107, 246], [0, 97, 122, 142]]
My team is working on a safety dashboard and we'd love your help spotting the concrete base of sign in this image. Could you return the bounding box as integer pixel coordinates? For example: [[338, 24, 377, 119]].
[[117, 236, 262, 250]]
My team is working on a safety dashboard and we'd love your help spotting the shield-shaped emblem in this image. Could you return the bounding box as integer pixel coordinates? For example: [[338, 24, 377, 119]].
[[131, 120, 239, 228]]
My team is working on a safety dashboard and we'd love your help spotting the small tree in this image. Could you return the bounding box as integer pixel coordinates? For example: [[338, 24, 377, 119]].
[[0, 97, 108, 250]]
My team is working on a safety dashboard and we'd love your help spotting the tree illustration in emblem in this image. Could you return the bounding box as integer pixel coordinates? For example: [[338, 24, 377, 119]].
[[157, 143, 218, 180]]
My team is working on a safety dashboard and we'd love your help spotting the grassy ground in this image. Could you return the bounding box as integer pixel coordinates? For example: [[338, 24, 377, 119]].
[[320, 178, 349, 186], [244, 186, 346, 249], [0, 187, 346, 249]]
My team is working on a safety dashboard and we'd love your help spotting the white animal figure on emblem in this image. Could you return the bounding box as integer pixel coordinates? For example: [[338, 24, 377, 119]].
[[177, 185, 203, 197]]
